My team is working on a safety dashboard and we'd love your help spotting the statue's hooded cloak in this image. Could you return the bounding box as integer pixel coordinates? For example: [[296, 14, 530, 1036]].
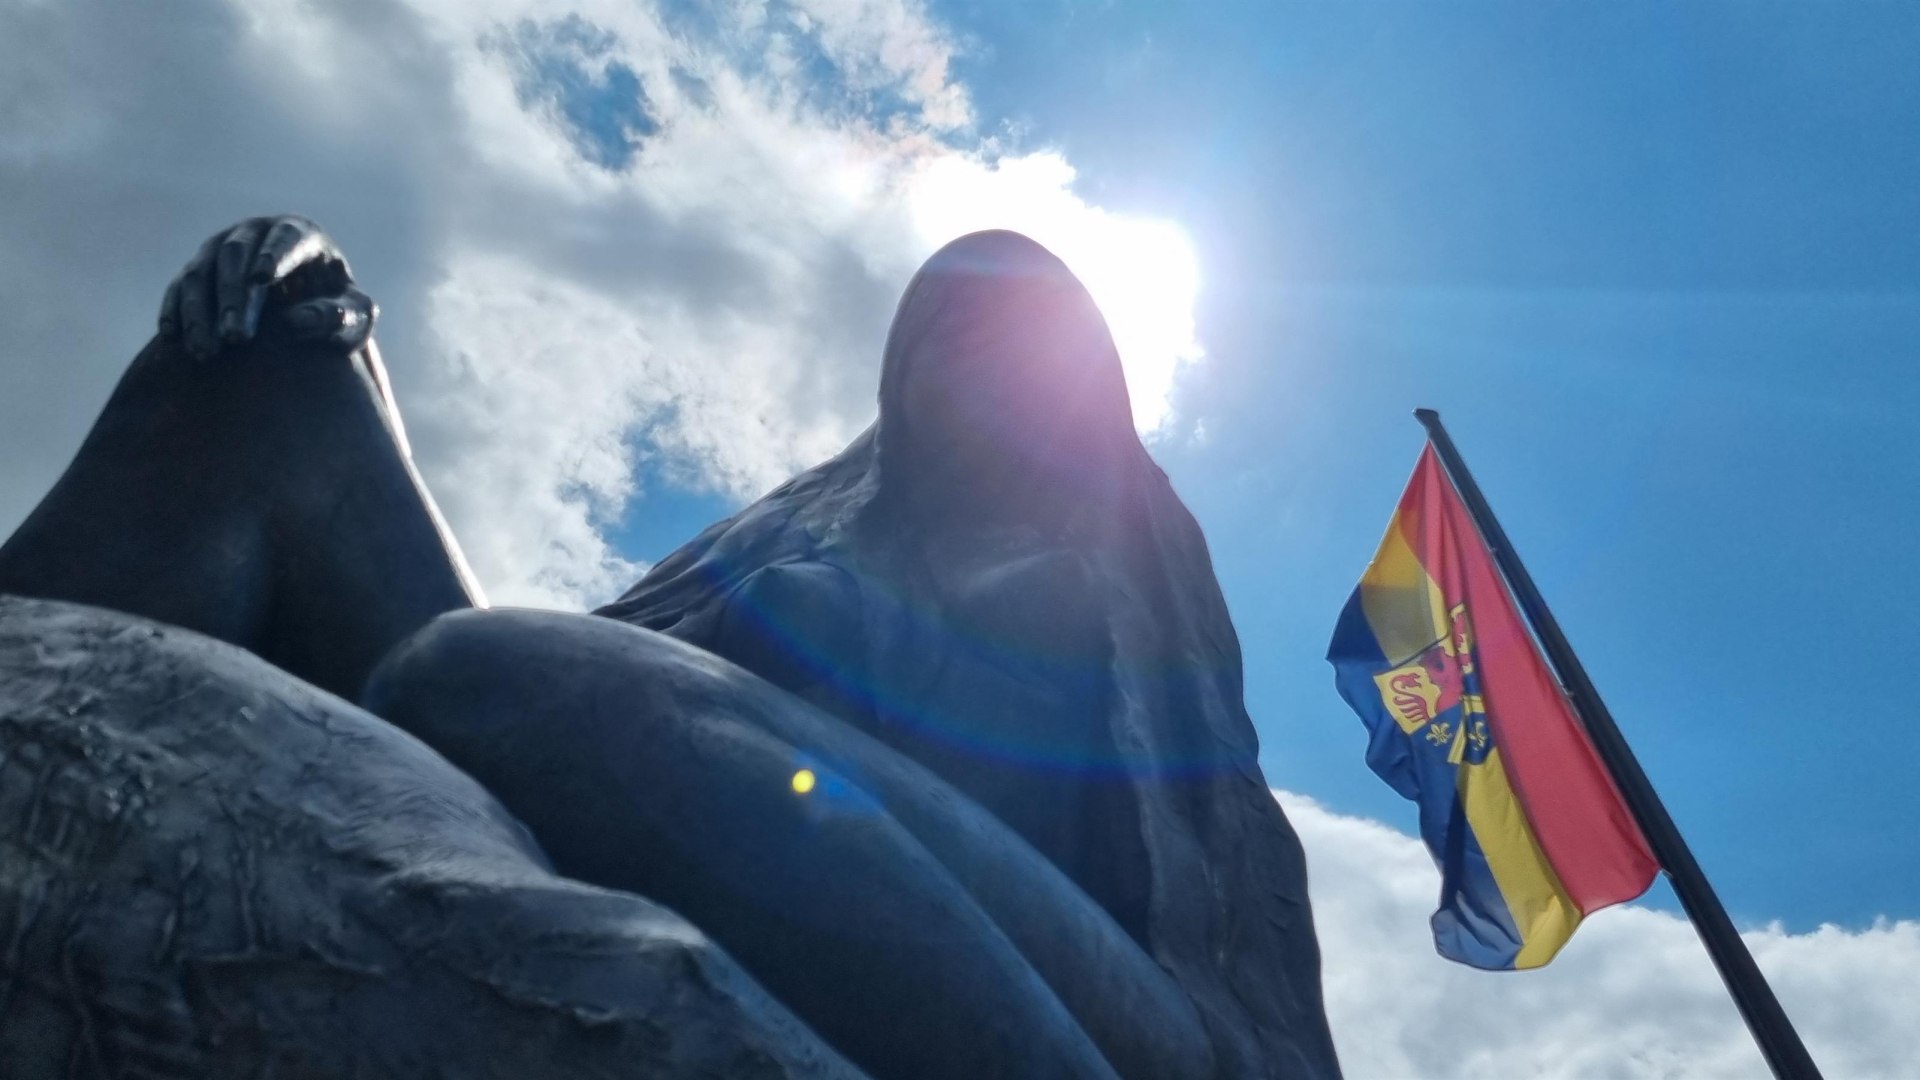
[[599, 231, 1340, 1078]]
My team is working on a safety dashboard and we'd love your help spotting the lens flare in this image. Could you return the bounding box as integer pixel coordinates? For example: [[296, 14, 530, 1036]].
[[908, 152, 1203, 432]]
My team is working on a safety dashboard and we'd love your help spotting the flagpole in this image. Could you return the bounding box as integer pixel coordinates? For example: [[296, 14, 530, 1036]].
[[1412, 408, 1823, 1080]]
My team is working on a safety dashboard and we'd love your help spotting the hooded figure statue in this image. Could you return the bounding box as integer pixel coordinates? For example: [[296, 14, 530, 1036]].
[[598, 230, 1341, 1078], [3, 213, 1341, 1079]]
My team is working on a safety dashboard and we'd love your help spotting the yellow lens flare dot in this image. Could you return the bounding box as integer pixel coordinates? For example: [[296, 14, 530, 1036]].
[[791, 768, 817, 795]]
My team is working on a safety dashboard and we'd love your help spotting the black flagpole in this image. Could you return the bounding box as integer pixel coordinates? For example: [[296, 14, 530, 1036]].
[[1412, 408, 1822, 1080]]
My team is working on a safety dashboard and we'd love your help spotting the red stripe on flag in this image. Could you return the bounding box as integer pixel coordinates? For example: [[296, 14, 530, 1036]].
[[1402, 447, 1658, 913]]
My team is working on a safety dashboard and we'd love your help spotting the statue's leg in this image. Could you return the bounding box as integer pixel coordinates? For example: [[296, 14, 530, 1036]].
[[364, 609, 1217, 1080], [0, 594, 864, 1080], [0, 331, 477, 701]]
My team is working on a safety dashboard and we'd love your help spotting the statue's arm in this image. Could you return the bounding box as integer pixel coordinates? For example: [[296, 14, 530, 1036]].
[[0, 216, 480, 701]]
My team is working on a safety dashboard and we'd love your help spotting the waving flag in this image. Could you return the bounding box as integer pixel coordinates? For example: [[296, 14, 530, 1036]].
[[1327, 445, 1657, 969]]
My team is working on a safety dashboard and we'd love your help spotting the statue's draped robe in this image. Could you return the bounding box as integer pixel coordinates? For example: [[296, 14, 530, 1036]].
[[598, 232, 1341, 1078]]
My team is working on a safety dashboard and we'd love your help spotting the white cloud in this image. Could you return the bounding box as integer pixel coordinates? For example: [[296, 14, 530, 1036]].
[[1282, 790, 1920, 1079], [9, 7, 1909, 1074], [786, 0, 974, 130], [0, 0, 1203, 609]]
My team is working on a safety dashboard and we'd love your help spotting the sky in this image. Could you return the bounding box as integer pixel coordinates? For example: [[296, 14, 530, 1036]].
[[2, 0, 1916, 1075]]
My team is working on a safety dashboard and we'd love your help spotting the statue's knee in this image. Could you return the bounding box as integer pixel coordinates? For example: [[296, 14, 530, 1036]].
[[363, 608, 532, 715], [361, 608, 654, 775], [366, 607, 739, 721]]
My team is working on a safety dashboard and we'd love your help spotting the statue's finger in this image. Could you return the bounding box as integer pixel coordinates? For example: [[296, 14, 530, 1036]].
[[184, 228, 232, 356], [252, 218, 326, 285], [215, 220, 266, 343], [281, 289, 377, 351], [168, 229, 227, 358], [177, 259, 219, 359], [242, 283, 269, 339], [281, 297, 344, 340], [332, 285, 377, 350], [158, 276, 182, 338]]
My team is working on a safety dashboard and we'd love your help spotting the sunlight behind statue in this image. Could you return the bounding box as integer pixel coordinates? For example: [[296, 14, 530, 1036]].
[[0, 216, 1341, 1079]]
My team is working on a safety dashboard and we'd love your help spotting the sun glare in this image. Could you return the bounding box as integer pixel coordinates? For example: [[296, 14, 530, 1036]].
[[908, 153, 1203, 432]]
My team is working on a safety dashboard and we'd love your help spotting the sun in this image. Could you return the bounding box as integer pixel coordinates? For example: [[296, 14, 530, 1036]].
[[1060, 217, 1201, 431], [907, 152, 1203, 432]]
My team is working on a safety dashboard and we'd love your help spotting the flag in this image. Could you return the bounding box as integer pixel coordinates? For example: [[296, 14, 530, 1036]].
[[1327, 445, 1658, 969]]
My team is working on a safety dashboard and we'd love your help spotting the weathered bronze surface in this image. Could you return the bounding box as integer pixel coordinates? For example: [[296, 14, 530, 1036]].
[[0, 219, 1340, 1079]]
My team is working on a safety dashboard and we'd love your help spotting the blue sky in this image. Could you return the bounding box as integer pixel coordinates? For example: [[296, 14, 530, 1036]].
[[610, 0, 1920, 933], [3, 0, 1914, 1072], [923, 0, 1920, 933]]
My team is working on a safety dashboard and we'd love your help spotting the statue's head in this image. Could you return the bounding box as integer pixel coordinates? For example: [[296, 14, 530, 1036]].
[[877, 231, 1138, 511]]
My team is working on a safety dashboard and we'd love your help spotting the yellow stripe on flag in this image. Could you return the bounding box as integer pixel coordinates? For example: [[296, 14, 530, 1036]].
[[1459, 748, 1583, 969], [1359, 512, 1449, 663]]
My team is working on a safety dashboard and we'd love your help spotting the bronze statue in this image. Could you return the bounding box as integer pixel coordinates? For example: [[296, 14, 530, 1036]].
[[0, 216, 1341, 1079]]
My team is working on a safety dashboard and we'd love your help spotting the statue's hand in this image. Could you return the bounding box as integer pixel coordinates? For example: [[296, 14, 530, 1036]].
[[158, 215, 377, 359]]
